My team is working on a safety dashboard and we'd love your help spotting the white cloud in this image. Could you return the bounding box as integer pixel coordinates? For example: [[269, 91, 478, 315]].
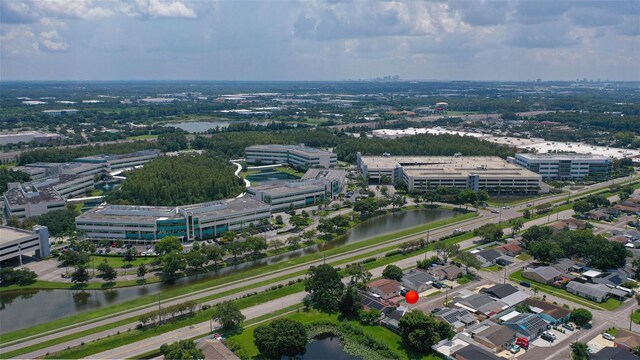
[[0, 24, 40, 56], [128, 0, 197, 18], [39, 29, 69, 51], [37, 0, 116, 20]]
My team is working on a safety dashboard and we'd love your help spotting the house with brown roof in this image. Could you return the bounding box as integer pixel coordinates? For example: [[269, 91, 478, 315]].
[[614, 329, 640, 352], [429, 264, 463, 281], [523, 298, 571, 325], [609, 235, 630, 245], [495, 243, 523, 257], [196, 339, 240, 360], [368, 279, 401, 300], [615, 202, 640, 214], [468, 321, 516, 352]]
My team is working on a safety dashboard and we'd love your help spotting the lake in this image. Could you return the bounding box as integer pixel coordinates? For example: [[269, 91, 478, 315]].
[[245, 169, 300, 184], [287, 335, 359, 360]]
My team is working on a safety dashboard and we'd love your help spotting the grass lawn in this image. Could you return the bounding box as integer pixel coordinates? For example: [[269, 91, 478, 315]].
[[126, 134, 158, 140], [509, 270, 623, 311], [227, 309, 440, 360], [1, 209, 477, 348], [483, 264, 503, 272], [89, 255, 155, 269], [632, 311, 640, 325], [457, 275, 474, 285], [516, 253, 532, 261]]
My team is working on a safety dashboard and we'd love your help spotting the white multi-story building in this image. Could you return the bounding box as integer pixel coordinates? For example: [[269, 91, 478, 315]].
[[245, 144, 337, 169], [247, 168, 345, 211], [3, 184, 66, 220], [357, 153, 544, 194], [0, 225, 50, 263], [75, 197, 271, 242], [75, 149, 161, 171], [514, 154, 613, 181]]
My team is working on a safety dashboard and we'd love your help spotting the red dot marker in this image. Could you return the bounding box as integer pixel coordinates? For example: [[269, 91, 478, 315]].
[[405, 290, 419, 304]]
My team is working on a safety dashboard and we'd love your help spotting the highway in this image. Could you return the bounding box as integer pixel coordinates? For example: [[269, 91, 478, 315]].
[[1, 175, 636, 358]]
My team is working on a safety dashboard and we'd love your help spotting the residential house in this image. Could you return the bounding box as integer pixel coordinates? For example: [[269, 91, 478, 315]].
[[381, 307, 406, 333], [523, 298, 571, 325], [502, 313, 549, 340], [522, 266, 563, 285], [609, 235, 630, 245], [552, 258, 583, 274], [587, 209, 612, 222], [590, 347, 640, 360], [196, 339, 240, 360], [566, 281, 611, 303], [614, 330, 640, 352], [468, 321, 516, 352], [475, 249, 502, 267], [550, 222, 570, 233], [481, 284, 530, 307], [591, 271, 628, 288], [429, 264, 463, 281], [563, 218, 588, 230], [453, 344, 504, 360], [495, 243, 523, 257], [359, 291, 396, 314], [367, 279, 401, 300], [401, 269, 436, 293], [435, 308, 478, 331], [455, 293, 509, 317], [614, 201, 640, 214]]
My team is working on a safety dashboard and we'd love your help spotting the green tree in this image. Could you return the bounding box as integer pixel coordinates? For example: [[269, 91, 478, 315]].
[[211, 300, 245, 330], [155, 237, 183, 255], [201, 244, 225, 267], [137, 263, 148, 280], [346, 263, 372, 288], [71, 266, 90, 284], [0, 268, 37, 286], [509, 218, 525, 235], [529, 240, 565, 263], [185, 250, 208, 270], [254, 319, 307, 360], [339, 286, 363, 317], [571, 308, 593, 327], [245, 236, 267, 258], [474, 223, 504, 244], [159, 340, 203, 360], [97, 261, 118, 282], [571, 342, 589, 360], [399, 310, 455, 353], [304, 264, 345, 311], [123, 248, 136, 265], [161, 251, 186, 278], [382, 264, 403, 281], [572, 201, 593, 214], [434, 242, 460, 264], [523, 209, 532, 219], [521, 225, 553, 248], [358, 308, 382, 325], [457, 251, 482, 274]]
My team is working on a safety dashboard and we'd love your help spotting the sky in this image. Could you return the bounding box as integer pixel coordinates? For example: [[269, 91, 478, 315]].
[[1, 0, 639, 81]]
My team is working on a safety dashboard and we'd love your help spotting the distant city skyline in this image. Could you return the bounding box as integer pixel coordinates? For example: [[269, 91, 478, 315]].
[[1, 0, 639, 81]]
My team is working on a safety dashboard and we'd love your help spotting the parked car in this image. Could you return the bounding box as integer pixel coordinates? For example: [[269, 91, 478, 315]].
[[510, 345, 521, 354], [543, 331, 556, 340], [562, 323, 575, 331], [491, 209, 500, 214], [541, 333, 554, 342], [603, 333, 616, 341], [520, 281, 531, 288], [431, 308, 441, 314], [400, 289, 409, 296]]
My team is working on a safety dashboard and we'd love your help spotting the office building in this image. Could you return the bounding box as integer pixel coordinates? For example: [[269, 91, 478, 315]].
[[3, 183, 66, 220], [247, 180, 329, 211], [0, 131, 64, 146], [75, 149, 161, 171], [357, 153, 544, 194], [514, 153, 612, 181], [31, 174, 95, 199], [245, 144, 337, 169], [75, 197, 271, 242], [0, 225, 50, 263], [301, 168, 346, 198], [15, 161, 104, 181]]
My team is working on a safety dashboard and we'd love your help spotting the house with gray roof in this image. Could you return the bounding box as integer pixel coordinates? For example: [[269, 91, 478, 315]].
[[455, 293, 509, 317], [435, 308, 478, 331], [566, 281, 611, 303], [552, 258, 583, 273], [475, 249, 502, 267], [453, 344, 504, 360], [401, 269, 436, 293], [522, 266, 563, 284], [467, 321, 516, 352]]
